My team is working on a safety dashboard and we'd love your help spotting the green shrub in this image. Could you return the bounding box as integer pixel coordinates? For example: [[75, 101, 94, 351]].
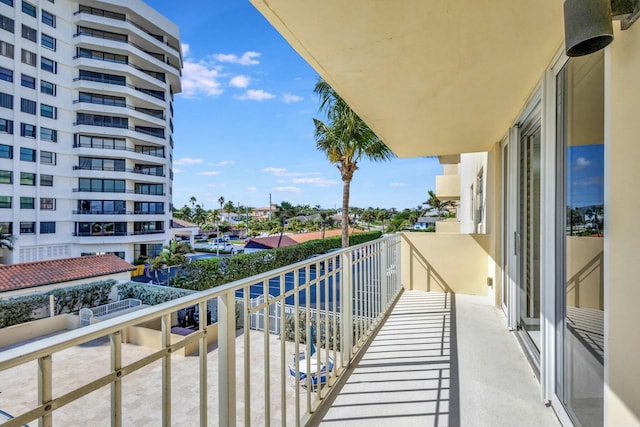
[[117, 282, 193, 305]]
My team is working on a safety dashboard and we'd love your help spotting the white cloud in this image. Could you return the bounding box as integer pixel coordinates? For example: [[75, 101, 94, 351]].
[[172, 168, 185, 174], [235, 89, 276, 101], [389, 182, 408, 187], [181, 61, 224, 97], [288, 177, 339, 186], [198, 171, 221, 176], [207, 183, 226, 188], [174, 157, 204, 166], [282, 93, 303, 103], [272, 186, 302, 193], [261, 167, 287, 173], [181, 43, 190, 57], [214, 51, 261, 65], [247, 186, 257, 192], [576, 157, 592, 168], [212, 160, 235, 166], [229, 75, 250, 88]]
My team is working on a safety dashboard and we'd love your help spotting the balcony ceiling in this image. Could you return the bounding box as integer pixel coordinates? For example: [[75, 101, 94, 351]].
[[250, 0, 564, 157]]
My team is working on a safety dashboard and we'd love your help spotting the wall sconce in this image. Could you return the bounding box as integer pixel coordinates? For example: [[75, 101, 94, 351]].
[[564, 0, 640, 57]]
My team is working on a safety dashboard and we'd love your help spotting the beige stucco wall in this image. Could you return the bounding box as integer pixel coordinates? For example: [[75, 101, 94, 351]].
[[401, 232, 490, 295], [435, 174, 461, 200], [125, 322, 219, 357], [0, 314, 78, 348], [566, 236, 604, 310], [435, 220, 460, 233], [605, 23, 640, 426]]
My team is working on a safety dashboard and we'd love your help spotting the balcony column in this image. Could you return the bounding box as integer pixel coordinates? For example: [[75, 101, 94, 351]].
[[218, 292, 237, 426], [38, 354, 52, 427]]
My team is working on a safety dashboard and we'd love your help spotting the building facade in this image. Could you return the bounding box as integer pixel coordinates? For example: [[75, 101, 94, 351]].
[[0, 0, 181, 264]]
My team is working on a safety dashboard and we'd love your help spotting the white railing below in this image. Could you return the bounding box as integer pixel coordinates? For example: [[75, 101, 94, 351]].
[[0, 235, 402, 427]]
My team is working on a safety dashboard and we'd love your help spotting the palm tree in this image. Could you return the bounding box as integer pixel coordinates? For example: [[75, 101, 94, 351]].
[[423, 190, 454, 218], [274, 201, 297, 248], [223, 200, 235, 222], [313, 78, 395, 247], [319, 211, 332, 239], [0, 226, 16, 250], [189, 196, 197, 209]]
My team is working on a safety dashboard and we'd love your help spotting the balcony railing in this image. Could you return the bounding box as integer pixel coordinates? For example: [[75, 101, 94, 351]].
[[73, 121, 166, 139], [72, 210, 165, 215], [73, 165, 165, 177], [0, 235, 401, 426], [73, 99, 165, 120], [72, 76, 166, 101], [72, 143, 166, 159]]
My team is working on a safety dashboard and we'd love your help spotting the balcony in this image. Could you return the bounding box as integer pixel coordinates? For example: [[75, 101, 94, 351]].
[[0, 235, 557, 426]]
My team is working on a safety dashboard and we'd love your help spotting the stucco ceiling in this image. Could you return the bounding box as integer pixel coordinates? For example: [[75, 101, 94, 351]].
[[250, 0, 565, 157]]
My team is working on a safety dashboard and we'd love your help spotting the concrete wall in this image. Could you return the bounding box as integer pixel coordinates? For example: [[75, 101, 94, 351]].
[[0, 314, 78, 349], [458, 152, 489, 234], [0, 272, 129, 300], [566, 236, 604, 310], [125, 322, 219, 357], [604, 23, 640, 426], [401, 232, 490, 295]]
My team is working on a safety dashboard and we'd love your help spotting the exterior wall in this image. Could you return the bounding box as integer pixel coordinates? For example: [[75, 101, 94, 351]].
[[400, 232, 490, 295], [0, 271, 129, 299], [125, 322, 219, 357], [0, 0, 181, 265], [605, 24, 640, 426], [0, 313, 78, 348], [458, 152, 488, 234]]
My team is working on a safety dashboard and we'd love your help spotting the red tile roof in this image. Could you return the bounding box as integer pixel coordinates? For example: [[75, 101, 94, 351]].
[[0, 254, 135, 293], [245, 229, 364, 249]]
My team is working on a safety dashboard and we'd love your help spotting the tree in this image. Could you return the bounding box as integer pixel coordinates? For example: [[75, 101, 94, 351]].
[[189, 196, 197, 209], [0, 226, 16, 250], [313, 78, 395, 247], [319, 211, 332, 239], [360, 209, 377, 231], [274, 201, 297, 248], [223, 200, 235, 222], [423, 190, 454, 218]]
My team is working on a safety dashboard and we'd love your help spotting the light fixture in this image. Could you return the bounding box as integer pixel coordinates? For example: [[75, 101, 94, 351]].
[[564, 0, 640, 57]]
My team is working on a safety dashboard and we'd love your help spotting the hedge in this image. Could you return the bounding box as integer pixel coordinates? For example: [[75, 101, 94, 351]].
[[117, 282, 194, 305], [171, 231, 382, 291], [0, 279, 116, 328]]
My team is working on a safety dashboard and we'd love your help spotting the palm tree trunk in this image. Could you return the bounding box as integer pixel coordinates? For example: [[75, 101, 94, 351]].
[[277, 220, 285, 248], [341, 178, 351, 248]]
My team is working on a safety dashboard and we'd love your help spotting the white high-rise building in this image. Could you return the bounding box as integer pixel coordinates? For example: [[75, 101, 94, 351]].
[[0, 0, 181, 264]]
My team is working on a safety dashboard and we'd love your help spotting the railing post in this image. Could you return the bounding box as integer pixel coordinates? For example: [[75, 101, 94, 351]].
[[381, 239, 388, 309], [198, 300, 208, 427], [111, 331, 122, 427], [340, 250, 353, 366], [218, 292, 237, 427], [38, 355, 52, 427], [161, 313, 172, 427]]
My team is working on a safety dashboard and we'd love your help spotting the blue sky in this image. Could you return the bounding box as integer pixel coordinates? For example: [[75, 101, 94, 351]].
[[144, 0, 441, 211]]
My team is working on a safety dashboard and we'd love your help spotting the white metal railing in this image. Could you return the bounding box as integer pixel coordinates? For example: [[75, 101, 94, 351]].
[[0, 235, 402, 427], [92, 298, 143, 318]]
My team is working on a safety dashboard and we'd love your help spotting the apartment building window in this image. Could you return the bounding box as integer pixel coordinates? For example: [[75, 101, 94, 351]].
[[40, 80, 55, 95], [40, 198, 55, 210], [40, 150, 54, 164], [134, 221, 164, 234], [20, 196, 34, 209], [0, 0, 13, 6], [78, 5, 126, 21], [0, 92, 12, 109], [20, 123, 36, 138], [21, 49, 36, 66], [0, 170, 11, 184], [41, 33, 55, 50], [0, 196, 12, 208], [19, 147, 35, 161], [0, 40, 13, 58], [40, 174, 52, 186], [0, 144, 11, 158], [135, 183, 163, 195], [20, 171, 35, 185], [76, 134, 125, 150], [0, 118, 13, 134], [40, 127, 57, 142], [78, 178, 126, 193], [76, 113, 128, 129], [135, 126, 164, 138], [0, 14, 14, 33], [21, 24, 36, 41], [21, 74, 35, 89], [0, 66, 12, 82], [40, 104, 56, 119], [77, 26, 127, 42], [134, 201, 164, 214], [41, 57, 56, 73], [78, 199, 125, 214], [78, 70, 125, 85], [134, 164, 163, 176], [42, 10, 55, 27], [76, 222, 126, 236], [21, 98, 36, 114], [20, 221, 35, 234], [21, 1, 35, 18], [79, 92, 125, 107], [78, 48, 127, 65], [78, 157, 125, 171], [40, 221, 55, 233]]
